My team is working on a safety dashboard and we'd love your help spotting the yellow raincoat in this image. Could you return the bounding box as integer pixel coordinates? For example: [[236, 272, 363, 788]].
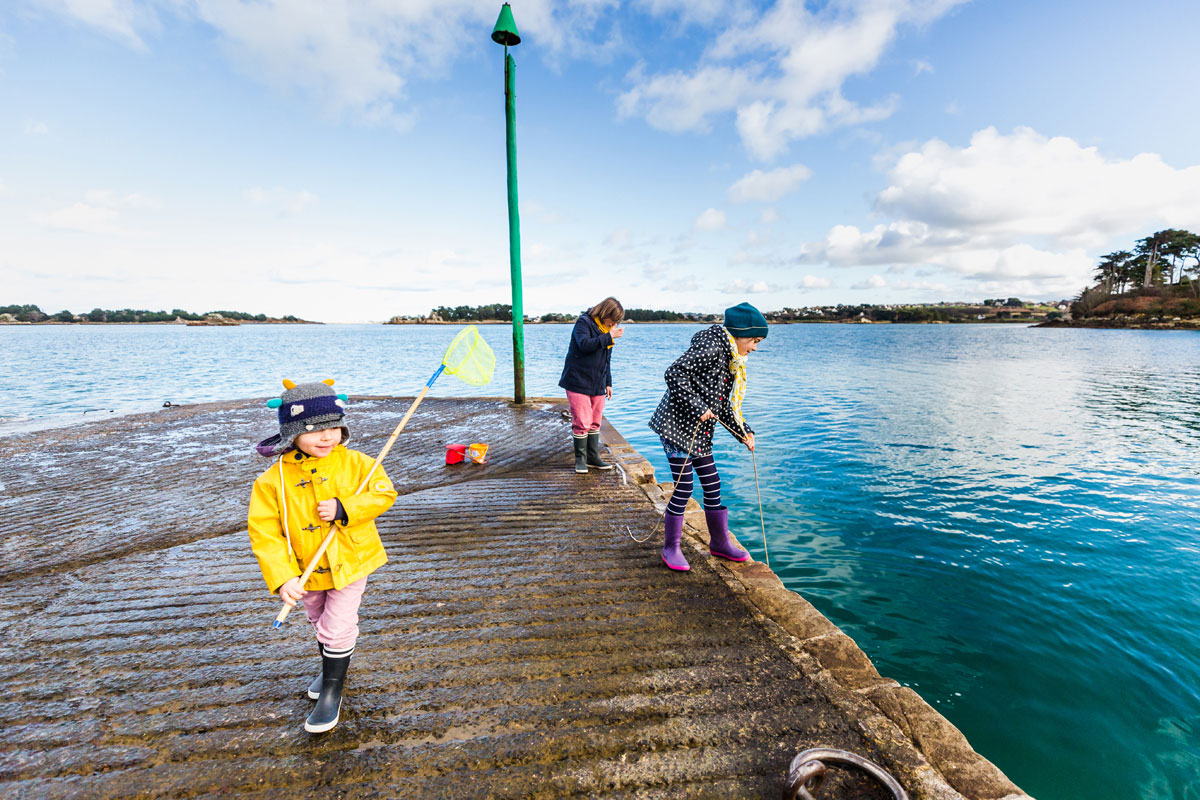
[[247, 445, 397, 594]]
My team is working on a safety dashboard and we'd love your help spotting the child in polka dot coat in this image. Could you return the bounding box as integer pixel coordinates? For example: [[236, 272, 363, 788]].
[[648, 302, 766, 571]]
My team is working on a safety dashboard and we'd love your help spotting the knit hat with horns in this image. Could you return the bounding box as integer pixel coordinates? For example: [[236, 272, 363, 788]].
[[255, 379, 350, 457]]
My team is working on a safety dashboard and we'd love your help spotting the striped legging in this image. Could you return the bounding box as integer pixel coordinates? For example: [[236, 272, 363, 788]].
[[665, 453, 721, 516]]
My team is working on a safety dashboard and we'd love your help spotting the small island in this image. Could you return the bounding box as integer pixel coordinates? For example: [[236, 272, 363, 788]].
[[0, 304, 316, 325], [1039, 228, 1200, 329]]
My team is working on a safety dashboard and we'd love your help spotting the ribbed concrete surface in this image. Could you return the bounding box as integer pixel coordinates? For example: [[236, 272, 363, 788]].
[[1, 398, 893, 798]]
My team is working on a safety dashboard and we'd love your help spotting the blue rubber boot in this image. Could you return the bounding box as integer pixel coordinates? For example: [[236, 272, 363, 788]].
[[705, 506, 749, 562], [661, 513, 690, 571]]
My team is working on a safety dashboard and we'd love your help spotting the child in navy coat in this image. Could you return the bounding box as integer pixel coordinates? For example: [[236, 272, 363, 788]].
[[558, 297, 624, 474]]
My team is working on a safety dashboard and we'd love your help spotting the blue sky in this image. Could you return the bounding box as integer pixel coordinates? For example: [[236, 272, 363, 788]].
[[3, 0, 1199, 322]]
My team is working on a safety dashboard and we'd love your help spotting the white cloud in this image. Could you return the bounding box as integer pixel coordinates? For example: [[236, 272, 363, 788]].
[[633, 0, 736, 26], [797, 274, 831, 289], [84, 189, 161, 211], [728, 164, 812, 203], [617, 63, 762, 134], [913, 59, 933, 75], [31, 0, 149, 48], [605, 228, 632, 247], [729, 250, 780, 266], [877, 127, 1200, 245], [892, 278, 951, 292], [31, 1, 957, 150], [721, 278, 774, 294], [851, 274, 887, 290], [620, 0, 967, 160], [25, 120, 49, 134], [41, 202, 121, 234], [31, 1, 625, 128], [34, 190, 160, 235], [694, 207, 726, 231], [802, 127, 1200, 296], [761, 207, 780, 224], [245, 187, 318, 215]]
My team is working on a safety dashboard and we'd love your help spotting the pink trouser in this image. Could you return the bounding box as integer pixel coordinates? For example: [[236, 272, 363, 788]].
[[302, 577, 367, 651], [566, 390, 606, 436]]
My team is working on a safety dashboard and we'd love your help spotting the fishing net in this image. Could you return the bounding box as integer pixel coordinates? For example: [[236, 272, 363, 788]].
[[441, 325, 496, 386]]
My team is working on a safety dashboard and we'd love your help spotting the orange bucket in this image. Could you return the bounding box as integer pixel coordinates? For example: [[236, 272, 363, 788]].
[[466, 443, 489, 464]]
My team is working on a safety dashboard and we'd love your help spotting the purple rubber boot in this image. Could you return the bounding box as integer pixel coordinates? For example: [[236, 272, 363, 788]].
[[705, 506, 750, 562], [661, 513, 690, 571]]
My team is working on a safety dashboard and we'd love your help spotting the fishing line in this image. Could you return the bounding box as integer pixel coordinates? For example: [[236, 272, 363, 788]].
[[624, 415, 770, 569]]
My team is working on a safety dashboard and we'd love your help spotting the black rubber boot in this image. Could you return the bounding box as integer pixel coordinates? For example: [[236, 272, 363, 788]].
[[306, 642, 323, 700], [586, 432, 613, 470], [305, 648, 351, 733], [573, 436, 588, 474]]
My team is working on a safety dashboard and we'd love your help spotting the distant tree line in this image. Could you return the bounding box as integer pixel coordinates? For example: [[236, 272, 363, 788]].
[[764, 301, 1052, 323], [425, 305, 719, 323], [416, 302, 1063, 325], [0, 304, 299, 323], [623, 308, 695, 322], [1074, 229, 1200, 319], [432, 304, 513, 322]]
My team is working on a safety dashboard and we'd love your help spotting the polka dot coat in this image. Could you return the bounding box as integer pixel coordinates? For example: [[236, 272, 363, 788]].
[[649, 325, 752, 456]]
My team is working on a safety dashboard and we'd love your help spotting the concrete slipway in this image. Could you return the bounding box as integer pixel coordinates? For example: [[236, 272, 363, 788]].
[[0, 397, 1032, 799]]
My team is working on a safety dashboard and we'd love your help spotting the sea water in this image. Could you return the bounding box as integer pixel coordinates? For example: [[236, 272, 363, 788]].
[[2, 321, 1197, 798]]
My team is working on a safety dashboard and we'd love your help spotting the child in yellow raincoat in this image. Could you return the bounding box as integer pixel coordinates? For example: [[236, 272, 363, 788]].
[[248, 379, 397, 734]]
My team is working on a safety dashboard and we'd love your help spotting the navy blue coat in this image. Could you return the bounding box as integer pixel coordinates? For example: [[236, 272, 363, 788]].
[[558, 315, 613, 396]]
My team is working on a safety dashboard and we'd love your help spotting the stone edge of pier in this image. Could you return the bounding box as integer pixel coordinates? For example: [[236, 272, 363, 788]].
[[599, 416, 1034, 800]]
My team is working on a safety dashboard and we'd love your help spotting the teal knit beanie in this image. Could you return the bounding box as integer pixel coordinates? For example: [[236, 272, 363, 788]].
[[723, 302, 768, 338]]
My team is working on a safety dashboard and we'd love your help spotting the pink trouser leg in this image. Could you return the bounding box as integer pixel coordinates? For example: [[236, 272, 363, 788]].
[[588, 394, 606, 433], [567, 391, 601, 436], [301, 577, 367, 652]]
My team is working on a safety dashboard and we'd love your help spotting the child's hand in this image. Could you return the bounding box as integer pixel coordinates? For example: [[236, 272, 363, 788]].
[[605, 386, 613, 399], [744, 433, 755, 452], [610, 326, 624, 340], [699, 409, 716, 422], [317, 499, 338, 522], [279, 577, 306, 606]]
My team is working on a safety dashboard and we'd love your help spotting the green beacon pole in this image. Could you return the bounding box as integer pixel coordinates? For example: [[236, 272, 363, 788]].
[[492, 2, 525, 405]]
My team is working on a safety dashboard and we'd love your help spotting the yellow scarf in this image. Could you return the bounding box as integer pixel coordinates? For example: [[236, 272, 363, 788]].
[[725, 330, 747, 424], [594, 316, 614, 349]]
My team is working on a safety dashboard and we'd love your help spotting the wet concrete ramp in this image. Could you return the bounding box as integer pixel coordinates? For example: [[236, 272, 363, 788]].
[[1, 399, 919, 798]]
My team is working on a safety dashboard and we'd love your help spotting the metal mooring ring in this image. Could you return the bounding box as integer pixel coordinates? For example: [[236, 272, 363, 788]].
[[783, 748, 909, 800]]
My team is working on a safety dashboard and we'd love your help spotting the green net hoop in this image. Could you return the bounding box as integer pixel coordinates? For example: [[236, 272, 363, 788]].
[[441, 325, 496, 387]]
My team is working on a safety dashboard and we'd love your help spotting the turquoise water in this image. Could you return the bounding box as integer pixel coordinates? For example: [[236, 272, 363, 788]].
[[2, 322, 1198, 798]]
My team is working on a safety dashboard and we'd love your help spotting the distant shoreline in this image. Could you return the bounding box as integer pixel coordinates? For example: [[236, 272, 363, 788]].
[[2, 319, 1076, 327], [386, 318, 1050, 326], [1035, 318, 1200, 330], [0, 320, 319, 326], [0, 316, 319, 321]]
